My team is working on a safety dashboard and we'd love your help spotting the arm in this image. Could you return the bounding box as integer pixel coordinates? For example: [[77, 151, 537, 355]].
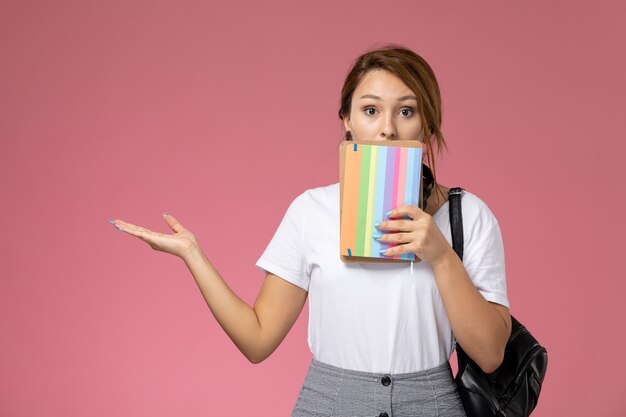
[[376, 207, 511, 374], [431, 246, 511, 373], [183, 247, 308, 364], [111, 213, 307, 364]]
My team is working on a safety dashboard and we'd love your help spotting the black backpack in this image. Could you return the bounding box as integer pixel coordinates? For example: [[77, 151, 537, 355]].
[[448, 187, 548, 417]]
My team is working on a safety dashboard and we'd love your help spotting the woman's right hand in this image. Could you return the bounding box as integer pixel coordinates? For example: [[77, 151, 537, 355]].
[[110, 213, 199, 259]]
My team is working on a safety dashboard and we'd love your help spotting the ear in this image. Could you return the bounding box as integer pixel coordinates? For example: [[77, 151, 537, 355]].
[[342, 115, 352, 133]]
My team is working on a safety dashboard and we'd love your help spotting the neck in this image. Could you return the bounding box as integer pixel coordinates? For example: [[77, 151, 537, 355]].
[[421, 163, 435, 214]]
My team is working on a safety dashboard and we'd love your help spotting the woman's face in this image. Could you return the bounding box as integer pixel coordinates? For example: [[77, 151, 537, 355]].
[[343, 69, 423, 142]]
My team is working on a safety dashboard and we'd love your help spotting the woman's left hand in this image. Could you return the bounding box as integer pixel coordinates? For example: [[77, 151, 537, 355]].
[[375, 205, 453, 266]]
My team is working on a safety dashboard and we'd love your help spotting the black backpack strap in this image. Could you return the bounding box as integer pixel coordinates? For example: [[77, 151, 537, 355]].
[[448, 187, 465, 261], [448, 186, 508, 417]]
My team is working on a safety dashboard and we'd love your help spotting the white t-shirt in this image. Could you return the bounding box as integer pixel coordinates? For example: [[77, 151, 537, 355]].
[[256, 183, 509, 374]]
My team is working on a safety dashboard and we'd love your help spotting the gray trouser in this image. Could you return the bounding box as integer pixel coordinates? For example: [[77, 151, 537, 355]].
[[292, 358, 467, 417]]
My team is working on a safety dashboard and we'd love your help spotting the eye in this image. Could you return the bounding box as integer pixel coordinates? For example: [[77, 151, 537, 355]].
[[364, 107, 377, 116], [400, 108, 415, 117]]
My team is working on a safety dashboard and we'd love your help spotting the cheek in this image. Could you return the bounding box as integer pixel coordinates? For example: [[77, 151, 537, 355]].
[[351, 119, 379, 140], [400, 120, 423, 139], [350, 112, 376, 131]]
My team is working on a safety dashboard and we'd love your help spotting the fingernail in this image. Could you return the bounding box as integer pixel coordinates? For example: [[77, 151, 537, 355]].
[[374, 221, 381, 228], [379, 249, 388, 255], [385, 210, 392, 217], [163, 212, 168, 218], [372, 233, 382, 239], [108, 220, 122, 231]]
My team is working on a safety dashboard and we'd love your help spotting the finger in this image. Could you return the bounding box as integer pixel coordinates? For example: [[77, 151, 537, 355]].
[[380, 242, 412, 257], [374, 232, 411, 244], [113, 220, 160, 241], [163, 213, 185, 233], [376, 219, 415, 232], [386, 205, 423, 220], [109, 219, 125, 232], [110, 219, 134, 232], [118, 223, 153, 240], [112, 219, 145, 233]]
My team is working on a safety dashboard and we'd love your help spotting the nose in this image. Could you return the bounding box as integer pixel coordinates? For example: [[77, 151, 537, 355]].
[[379, 115, 397, 140]]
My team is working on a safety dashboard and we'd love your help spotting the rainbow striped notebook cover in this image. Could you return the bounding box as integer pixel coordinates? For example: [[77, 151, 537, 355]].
[[339, 140, 424, 262]]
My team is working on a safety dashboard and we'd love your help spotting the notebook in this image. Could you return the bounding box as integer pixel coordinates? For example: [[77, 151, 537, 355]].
[[339, 140, 424, 262]]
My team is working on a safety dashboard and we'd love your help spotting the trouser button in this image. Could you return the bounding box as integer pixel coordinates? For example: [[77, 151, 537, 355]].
[[381, 375, 391, 386], [378, 413, 389, 417]]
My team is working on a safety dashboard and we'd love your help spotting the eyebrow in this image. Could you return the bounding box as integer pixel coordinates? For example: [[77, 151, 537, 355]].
[[359, 94, 417, 101]]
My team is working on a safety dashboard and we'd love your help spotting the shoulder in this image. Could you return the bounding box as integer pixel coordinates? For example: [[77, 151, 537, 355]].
[[292, 182, 339, 207], [459, 189, 501, 235], [461, 189, 498, 218], [284, 182, 339, 213], [302, 182, 339, 199]]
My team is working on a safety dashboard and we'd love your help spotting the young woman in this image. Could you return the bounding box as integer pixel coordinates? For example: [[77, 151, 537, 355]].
[[110, 45, 511, 417]]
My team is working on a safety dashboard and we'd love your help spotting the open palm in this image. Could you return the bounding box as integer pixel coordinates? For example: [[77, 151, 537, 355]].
[[110, 213, 198, 259]]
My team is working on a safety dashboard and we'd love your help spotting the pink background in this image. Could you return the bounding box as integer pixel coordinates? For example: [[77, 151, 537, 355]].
[[1, 0, 625, 415]]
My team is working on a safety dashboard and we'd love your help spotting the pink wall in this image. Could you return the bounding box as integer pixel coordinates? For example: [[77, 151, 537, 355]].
[[1, 0, 625, 415]]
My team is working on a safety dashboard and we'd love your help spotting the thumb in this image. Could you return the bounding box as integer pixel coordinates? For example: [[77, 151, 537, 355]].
[[163, 212, 185, 233]]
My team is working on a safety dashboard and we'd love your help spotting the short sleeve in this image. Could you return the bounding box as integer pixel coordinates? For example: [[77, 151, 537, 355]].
[[255, 192, 310, 291], [462, 215, 510, 309]]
